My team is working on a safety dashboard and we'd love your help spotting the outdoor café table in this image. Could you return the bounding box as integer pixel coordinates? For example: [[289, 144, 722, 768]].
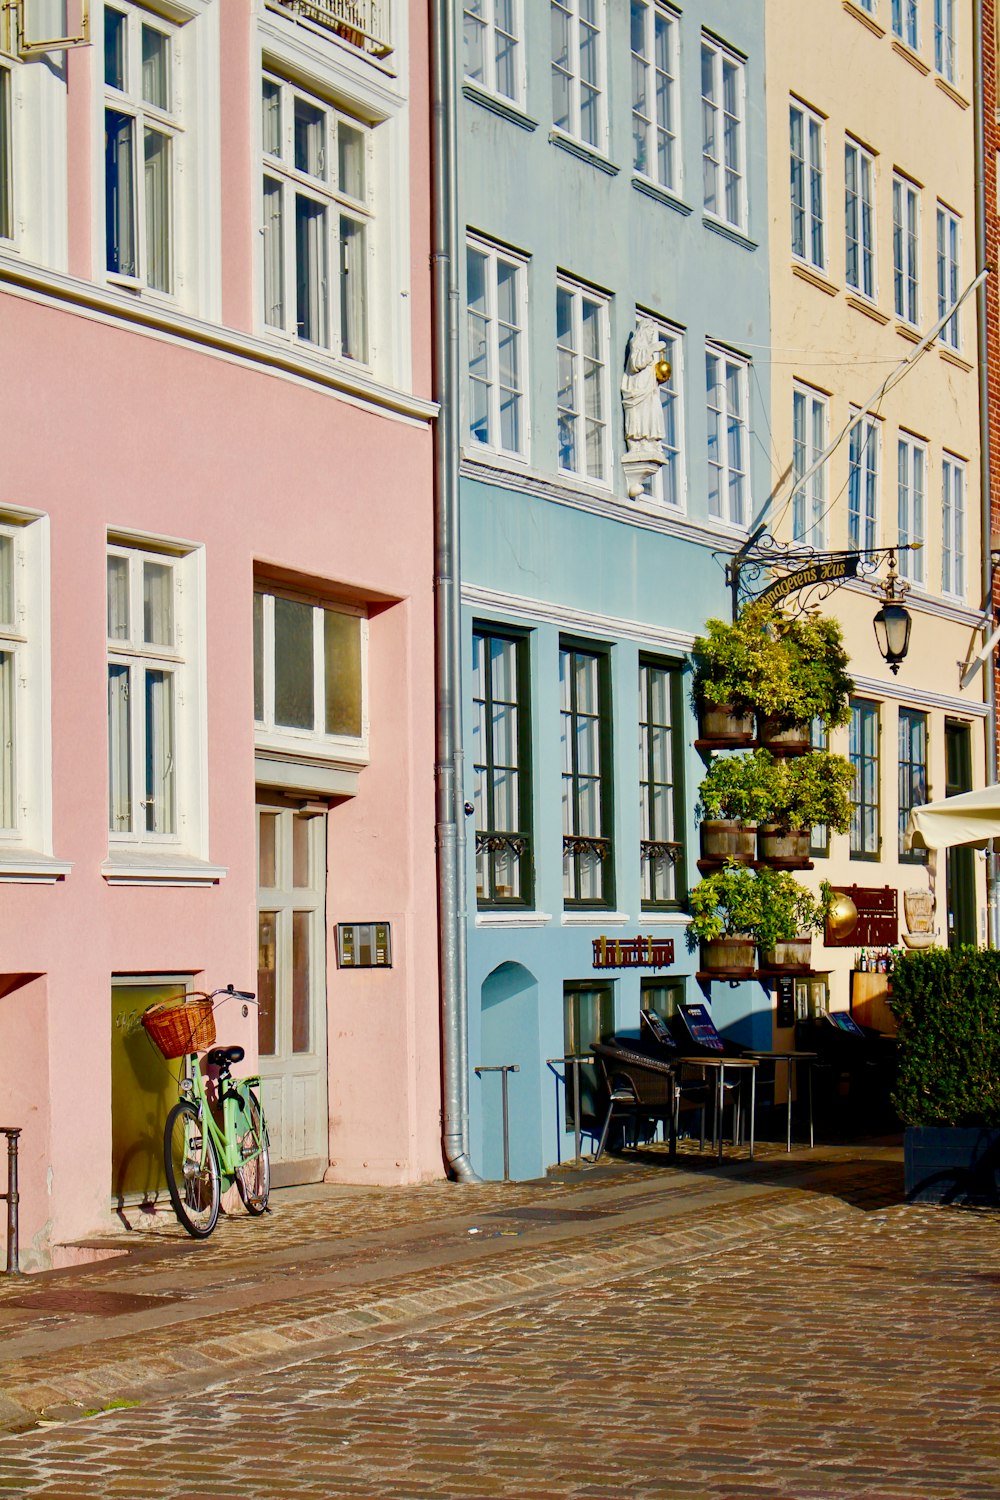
[[744, 1050, 818, 1152], [674, 1055, 759, 1162]]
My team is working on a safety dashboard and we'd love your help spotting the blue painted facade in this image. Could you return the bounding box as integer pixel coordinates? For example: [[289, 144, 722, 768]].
[[459, 1, 771, 1180]]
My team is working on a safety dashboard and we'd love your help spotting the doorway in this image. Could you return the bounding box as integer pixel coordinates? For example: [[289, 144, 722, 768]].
[[256, 805, 329, 1185], [944, 721, 976, 948]]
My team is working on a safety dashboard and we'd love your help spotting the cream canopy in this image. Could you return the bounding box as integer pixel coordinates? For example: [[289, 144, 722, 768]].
[[904, 785, 1000, 852]]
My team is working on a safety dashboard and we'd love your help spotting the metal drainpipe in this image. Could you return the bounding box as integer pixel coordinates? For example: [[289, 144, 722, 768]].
[[974, 0, 999, 947], [431, 0, 479, 1180]]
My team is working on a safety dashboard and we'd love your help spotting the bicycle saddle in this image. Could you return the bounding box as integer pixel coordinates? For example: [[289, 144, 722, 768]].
[[207, 1045, 245, 1069]]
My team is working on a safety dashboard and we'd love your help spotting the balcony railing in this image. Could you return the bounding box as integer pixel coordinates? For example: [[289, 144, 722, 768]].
[[270, 0, 392, 58]]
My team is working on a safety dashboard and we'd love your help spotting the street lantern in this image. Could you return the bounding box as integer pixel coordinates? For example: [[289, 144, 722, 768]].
[[872, 599, 912, 674]]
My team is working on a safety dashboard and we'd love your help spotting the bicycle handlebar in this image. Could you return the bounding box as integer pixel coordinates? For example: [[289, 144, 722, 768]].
[[209, 984, 257, 1004]]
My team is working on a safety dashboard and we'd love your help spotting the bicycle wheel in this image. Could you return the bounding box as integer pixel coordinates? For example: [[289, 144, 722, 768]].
[[164, 1101, 221, 1238], [233, 1088, 270, 1215]]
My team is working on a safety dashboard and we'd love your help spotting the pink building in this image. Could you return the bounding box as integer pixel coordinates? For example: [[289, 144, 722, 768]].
[[0, 0, 442, 1270]]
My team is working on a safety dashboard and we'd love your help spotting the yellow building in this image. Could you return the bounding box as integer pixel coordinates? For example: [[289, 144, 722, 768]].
[[764, 0, 989, 1033]]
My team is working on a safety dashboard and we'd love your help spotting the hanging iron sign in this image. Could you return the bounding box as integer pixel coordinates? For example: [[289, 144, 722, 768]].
[[755, 554, 860, 610]]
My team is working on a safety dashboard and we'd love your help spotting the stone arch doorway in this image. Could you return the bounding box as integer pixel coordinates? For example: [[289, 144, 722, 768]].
[[478, 962, 541, 1181]]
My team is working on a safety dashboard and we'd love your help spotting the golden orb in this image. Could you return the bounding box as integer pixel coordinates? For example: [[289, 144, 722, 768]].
[[827, 892, 859, 941], [654, 357, 672, 384]]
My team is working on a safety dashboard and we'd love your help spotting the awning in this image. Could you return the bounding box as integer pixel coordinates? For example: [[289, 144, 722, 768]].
[[904, 784, 1000, 852]]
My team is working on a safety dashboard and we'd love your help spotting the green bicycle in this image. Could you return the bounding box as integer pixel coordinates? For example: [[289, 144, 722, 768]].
[[141, 985, 270, 1239]]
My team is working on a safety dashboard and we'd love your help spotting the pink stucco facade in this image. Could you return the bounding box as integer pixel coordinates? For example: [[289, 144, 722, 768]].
[[0, 1, 442, 1269]]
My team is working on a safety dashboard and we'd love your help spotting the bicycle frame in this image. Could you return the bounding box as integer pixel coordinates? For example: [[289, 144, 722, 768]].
[[178, 1054, 266, 1180]]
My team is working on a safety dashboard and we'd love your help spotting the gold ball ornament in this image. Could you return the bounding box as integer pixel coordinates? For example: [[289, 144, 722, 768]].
[[654, 357, 672, 384], [827, 892, 859, 941]]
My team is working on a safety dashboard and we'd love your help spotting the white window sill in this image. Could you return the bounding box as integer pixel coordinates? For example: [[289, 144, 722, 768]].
[[561, 911, 632, 927], [476, 910, 553, 928], [103, 851, 227, 887], [0, 851, 73, 884]]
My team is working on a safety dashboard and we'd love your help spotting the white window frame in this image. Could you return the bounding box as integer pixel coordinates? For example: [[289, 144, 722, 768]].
[[107, 537, 205, 856], [848, 410, 880, 552], [892, 174, 920, 326], [892, 0, 919, 49], [792, 384, 828, 546], [253, 586, 370, 767], [845, 138, 877, 302], [705, 342, 750, 527], [857, 0, 877, 12], [934, 0, 955, 82], [466, 235, 529, 460], [941, 454, 965, 598], [556, 276, 611, 485], [701, 34, 746, 233], [897, 433, 926, 583], [937, 202, 961, 350], [551, 0, 607, 153], [789, 100, 825, 272], [630, 0, 680, 196], [0, 511, 54, 868], [645, 315, 685, 509], [260, 70, 374, 366], [0, 58, 12, 245], [464, 0, 523, 107]]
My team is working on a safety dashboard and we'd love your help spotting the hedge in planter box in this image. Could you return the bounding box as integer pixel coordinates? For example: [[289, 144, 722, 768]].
[[892, 947, 1000, 1204]]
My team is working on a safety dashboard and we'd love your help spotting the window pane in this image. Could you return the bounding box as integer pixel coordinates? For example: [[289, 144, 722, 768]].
[[105, 110, 136, 276], [144, 668, 175, 834], [292, 813, 311, 888], [253, 591, 265, 721], [108, 663, 132, 833], [339, 215, 367, 362], [337, 123, 365, 202], [258, 809, 277, 888], [323, 608, 362, 737], [0, 535, 11, 627], [262, 79, 282, 158], [257, 910, 278, 1055], [0, 651, 14, 830], [263, 176, 284, 329], [292, 910, 311, 1052], [294, 98, 326, 181], [108, 555, 130, 641], [143, 128, 171, 293], [105, 7, 127, 91], [0, 67, 11, 242], [273, 596, 315, 730], [295, 195, 328, 346], [141, 24, 169, 111], [143, 559, 174, 647]]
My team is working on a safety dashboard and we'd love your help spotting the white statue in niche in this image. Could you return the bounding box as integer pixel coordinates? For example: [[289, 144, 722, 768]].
[[621, 317, 668, 498]]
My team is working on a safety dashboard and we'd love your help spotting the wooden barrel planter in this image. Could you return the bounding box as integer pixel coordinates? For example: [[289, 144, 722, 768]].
[[699, 936, 756, 978], [697, 701, 755, 746], [761, 935, 813, 971], [757, 824, 810, 865], [700, 819, 756, 864], [757, 717, 811, 755]]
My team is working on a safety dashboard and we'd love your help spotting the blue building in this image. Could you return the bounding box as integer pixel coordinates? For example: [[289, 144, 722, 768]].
[[458, 0, 771, 1179]]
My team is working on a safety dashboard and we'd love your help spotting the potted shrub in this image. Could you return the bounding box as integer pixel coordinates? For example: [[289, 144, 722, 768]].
[[892, 947, 1000, 1204], [757, 751, 855, 864], [690, 604, 792, 744], [687, 863, 832, 976], [758, 614, 854, 750], [697, 749, 777, 863]]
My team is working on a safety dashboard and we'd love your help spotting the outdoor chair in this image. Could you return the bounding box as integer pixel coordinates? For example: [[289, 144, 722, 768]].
[[592, 1040, 710, 1162]]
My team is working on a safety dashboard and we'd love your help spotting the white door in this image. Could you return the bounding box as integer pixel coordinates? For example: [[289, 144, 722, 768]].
[[256, 805, 329, 1186]]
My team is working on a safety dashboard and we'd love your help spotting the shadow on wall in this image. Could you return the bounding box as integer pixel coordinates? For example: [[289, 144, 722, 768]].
[[478, 962, 542, 1182], [0, 973, 50, 1270]]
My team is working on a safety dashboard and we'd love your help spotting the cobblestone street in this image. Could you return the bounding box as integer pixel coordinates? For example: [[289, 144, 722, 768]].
[[0, 1144, 997, 1498]]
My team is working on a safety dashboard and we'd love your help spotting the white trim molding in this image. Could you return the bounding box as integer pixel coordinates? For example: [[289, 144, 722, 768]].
[[850, 673, 989, 718], [462, 584, 697, 656]]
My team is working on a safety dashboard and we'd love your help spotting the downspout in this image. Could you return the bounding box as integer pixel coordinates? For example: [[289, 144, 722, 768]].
[[974, 0, 999, 947], [430, 0, 479, 1179]]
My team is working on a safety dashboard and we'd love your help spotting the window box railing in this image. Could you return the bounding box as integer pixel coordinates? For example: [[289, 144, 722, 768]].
[[269, 0, 391, 58]]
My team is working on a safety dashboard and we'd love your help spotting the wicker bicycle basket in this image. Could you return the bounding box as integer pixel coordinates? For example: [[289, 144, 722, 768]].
[[141, 994, 217, 1060]]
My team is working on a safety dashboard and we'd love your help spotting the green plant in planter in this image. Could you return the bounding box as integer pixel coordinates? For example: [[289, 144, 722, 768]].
[[775, 614, 854, 729], [686, 863, 832, 949], [690, 603, 792, 717], [697, 749, 779, 824], [765, 751, 856, 834], [891, 947, 1000, 1126]]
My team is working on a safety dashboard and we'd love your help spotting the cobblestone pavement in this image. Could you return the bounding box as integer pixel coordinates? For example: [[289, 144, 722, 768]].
[[0, 1188, 997, 1499]]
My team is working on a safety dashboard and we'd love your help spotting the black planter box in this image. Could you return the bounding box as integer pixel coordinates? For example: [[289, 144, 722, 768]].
[[904, 1125, 1000, 1205]]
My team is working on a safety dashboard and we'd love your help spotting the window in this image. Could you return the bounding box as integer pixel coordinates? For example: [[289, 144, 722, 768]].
[[936, 203, 961, 350], [466, 239, 527, 458], [0, 63, 11, 243], [104, 4, 179, 292], [0, 526, 21, 835], [560, 643, 612, 905], [551, 0, 606, 151], [641, 978, 684, 1022], [792, 385, 828, 545], [630, 1, 679, 194], [0, 512, 53, 866], [107, 544, 191, 840], [845, 139, 876, 301], [701, 36, 746, 232], [941, 454, 965, 597], [556, 279, 610, 482], [898, 708, 928, 860], [253, 587, 366, 749], [651, 320, 684, 506], [856, 0, 876, 10], [705, 343, 750, 526], [789, 101, 825, 271], [639, 658, 684, 908], [810, 718, 829, 857], [892, 0, 919, 48], [472, 628, 532, 906], [464, 0, 521, 105], [892, 175, 920, 326], [563, 981, 614, 1126], [849, 699, 880, 859], [934, 0, 955, 80], [261, 74, 371, 362], [897, 434, 926, 582], [848, 411, 879, 552]]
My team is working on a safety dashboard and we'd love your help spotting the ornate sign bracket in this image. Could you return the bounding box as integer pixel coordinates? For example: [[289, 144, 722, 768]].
[[724, 530, 916, 621]]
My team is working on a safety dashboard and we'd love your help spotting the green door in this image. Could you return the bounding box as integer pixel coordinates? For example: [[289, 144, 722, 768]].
[[944, 722, 976, 948], [111, 981, 186, 1203]]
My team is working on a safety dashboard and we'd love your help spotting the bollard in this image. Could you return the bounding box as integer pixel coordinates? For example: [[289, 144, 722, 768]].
[[474, 1065, 520, 1180], [1, 1127, 22, 1276]]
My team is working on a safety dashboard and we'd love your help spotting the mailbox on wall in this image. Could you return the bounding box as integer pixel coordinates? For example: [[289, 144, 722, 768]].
[[336, 922, 392, 968]]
